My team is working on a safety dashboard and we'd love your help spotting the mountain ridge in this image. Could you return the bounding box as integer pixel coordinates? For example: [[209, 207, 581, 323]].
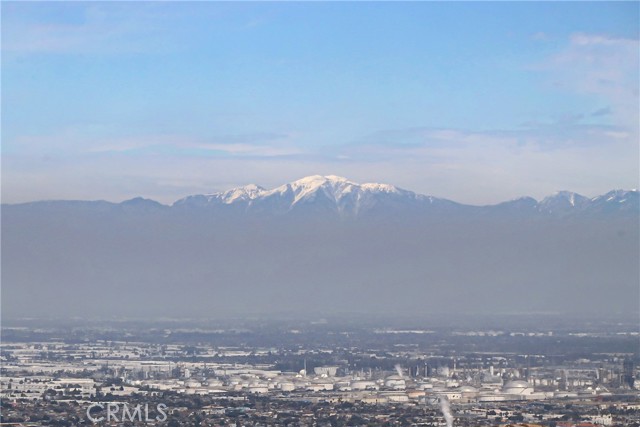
[[3, 175, 638, 218]]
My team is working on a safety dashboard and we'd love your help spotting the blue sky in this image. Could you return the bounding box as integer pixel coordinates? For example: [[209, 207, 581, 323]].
[[2, 1, 638, 204]]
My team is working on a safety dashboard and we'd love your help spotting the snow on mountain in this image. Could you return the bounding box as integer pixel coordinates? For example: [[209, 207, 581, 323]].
[[6, 176, 636, 219], [169, 176, 639, 218], [589, 189, 639, 214], [538, 191, 590, 215], [218, 184, 266, 204], [173, 184, 264, 207], [261, 175, 405, 203], [592, 189, 638, 204], [172, 175, 441, 216]]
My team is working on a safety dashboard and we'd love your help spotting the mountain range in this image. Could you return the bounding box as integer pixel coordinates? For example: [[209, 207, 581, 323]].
[[5, 175, 639, 218]]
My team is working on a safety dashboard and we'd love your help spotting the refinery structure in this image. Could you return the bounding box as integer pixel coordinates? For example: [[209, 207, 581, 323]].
[[2, 352, 632, 404]]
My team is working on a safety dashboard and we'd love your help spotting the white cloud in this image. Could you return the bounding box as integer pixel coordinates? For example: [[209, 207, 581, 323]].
[[9, 128, 301, 158]]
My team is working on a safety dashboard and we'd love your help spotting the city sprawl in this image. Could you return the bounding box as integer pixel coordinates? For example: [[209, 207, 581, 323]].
[[1, 316, 638, 426]]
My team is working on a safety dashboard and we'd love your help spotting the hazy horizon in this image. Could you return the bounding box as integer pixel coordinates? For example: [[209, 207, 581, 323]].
[[3, 198, 638, 319]]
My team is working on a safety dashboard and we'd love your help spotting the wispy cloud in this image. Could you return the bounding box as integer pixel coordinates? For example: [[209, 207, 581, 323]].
[[8, 128, 302, 159], [5, 6, 125, 54], [2, 3, 204, 56], [547, 33, 639, 129], [590, 106, 612, 117], [531, 31, 550, 41], [194, 132, 301, 156], [345, 120, 629, 162]]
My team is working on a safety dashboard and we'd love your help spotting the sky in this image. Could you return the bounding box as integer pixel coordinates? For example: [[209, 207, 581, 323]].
[[2, 1, 639, 205]]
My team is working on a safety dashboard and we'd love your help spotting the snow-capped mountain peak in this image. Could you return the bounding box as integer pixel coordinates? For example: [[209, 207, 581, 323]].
[[361, 182, 401, 194], [261, 175, 406, 206], [538, 191, 589, 214], [172, 175, 428, 215], [589, 189, 639, 212], [596, 189, 636, 202], [219, 184, 266, 204], [556, 191, 583, 206]]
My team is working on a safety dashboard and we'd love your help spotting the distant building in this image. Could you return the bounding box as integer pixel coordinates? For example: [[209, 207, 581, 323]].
[[623, 358, 635, 389]]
